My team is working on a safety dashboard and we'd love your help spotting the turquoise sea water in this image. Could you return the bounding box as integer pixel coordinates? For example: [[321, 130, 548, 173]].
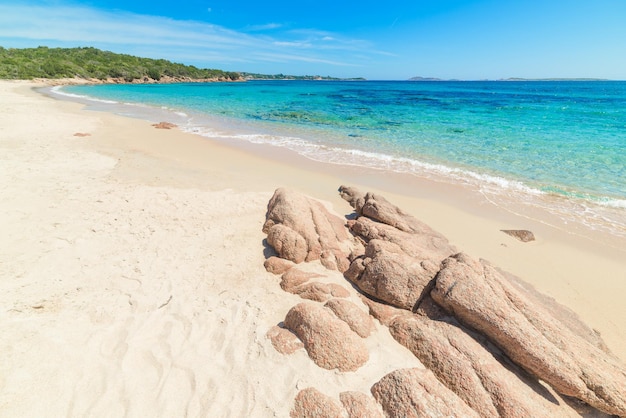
[[55, 80, 626, 239]]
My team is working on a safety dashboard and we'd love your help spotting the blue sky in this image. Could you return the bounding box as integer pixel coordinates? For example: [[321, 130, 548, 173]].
[[1, 0, 625, 80]]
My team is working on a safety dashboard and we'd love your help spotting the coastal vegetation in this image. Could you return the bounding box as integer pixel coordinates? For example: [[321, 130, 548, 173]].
[[0, 46, 241, 82], [0, 46, 363, 82]]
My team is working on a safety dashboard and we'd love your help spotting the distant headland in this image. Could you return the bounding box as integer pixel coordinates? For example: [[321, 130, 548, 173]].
[[240, 72, 365, 81]]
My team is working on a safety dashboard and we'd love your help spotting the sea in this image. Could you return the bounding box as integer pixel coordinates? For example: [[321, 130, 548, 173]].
[[50, 80, 626, 243]]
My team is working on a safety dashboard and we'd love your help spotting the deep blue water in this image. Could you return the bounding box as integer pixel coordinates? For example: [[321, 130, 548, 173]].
[[56, 80, 626, 237]]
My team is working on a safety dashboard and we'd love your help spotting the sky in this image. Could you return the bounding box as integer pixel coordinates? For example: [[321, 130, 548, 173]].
[[1, 0, 625, 80]]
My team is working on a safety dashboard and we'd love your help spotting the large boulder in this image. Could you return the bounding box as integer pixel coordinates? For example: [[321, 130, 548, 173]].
[[266, 224, 308, 263], [347, 215, 453, 259], [339, 185, 456, 259], [264, 188, 354, 271], [344, 239, 441, 310], [389, 314, 582, 418], [431, 252, 626, 417], [340, 187, 456, 310], [340, 185, 447, 238], [284, 302, 369, 372], [497, 266, 610, 353], [371, 368, 480, 418]]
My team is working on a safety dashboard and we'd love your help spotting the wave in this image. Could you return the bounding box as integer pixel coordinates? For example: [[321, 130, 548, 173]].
[[184, 124, 545, 195], [51, 85, 119, 104]]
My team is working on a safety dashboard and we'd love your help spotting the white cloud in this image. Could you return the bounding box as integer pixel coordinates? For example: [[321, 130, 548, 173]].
[[0, 3, 383, 75], [273, 41, 312, 48], [246, 23, 283, 31], [253, 52, 360, 67], [0, 5, 252, 48]]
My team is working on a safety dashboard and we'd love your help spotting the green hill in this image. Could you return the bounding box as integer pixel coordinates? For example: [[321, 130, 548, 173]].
[[0, 46, 241, 82]]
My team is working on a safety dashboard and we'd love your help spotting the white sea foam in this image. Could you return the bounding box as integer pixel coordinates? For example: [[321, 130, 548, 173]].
[[123, 101, 150, 107], [185, 122, 547, 198], [597, 197, 626, 209], [51, 86, 118, 104]]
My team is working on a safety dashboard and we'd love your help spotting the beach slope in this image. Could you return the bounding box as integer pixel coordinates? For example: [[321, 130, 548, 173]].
[[0, 81, 624, 417]]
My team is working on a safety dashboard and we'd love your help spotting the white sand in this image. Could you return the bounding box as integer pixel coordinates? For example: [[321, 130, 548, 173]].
[[0, 82, 422, 417], [1, 81, 624, 417]]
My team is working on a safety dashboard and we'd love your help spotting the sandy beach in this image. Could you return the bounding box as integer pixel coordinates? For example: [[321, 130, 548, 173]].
[[1, 80, 625, 417]]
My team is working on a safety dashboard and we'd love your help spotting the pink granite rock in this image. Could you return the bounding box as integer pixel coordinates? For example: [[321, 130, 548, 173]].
[[266, 223, 308, 264], [292, 282, 350, 302], [291, 387, 343, 418], [347, 215, 454, 259], [151, 121, 177, 129], [501, 229, 535, 242], [263, 187, 626, 417], [340, 391, 384, 418], [325, 298, 374, 338], [431, 252, 626, 417], [339, 187, 456, 310], [497, 266, 610, 353], [359, 295, 410, 327], [344, 239, 441, 310], [280, 269, 324, 292], [264, 188, 354, 271], [389, 314, 583, 418], [280, 268, 350, 302], [264, 256, 295, 275], [267, 325, 304, 355], [340, 185, 442, 236], [284, 302, 369, 372], [371, 368, 480, 418]]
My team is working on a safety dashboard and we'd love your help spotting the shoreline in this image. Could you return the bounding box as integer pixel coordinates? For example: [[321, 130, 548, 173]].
[[37, 79, 626, 357], [51, 81, 626, 250], [31, 75, 244, 86], [1, 79, 625, 415]]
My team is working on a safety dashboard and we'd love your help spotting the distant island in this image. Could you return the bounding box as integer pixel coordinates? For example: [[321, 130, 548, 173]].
[[409, 75, 611, 82], [0, 46, 357, 84], [408, 76, 444, 81], [499, 77, 610, 81]]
